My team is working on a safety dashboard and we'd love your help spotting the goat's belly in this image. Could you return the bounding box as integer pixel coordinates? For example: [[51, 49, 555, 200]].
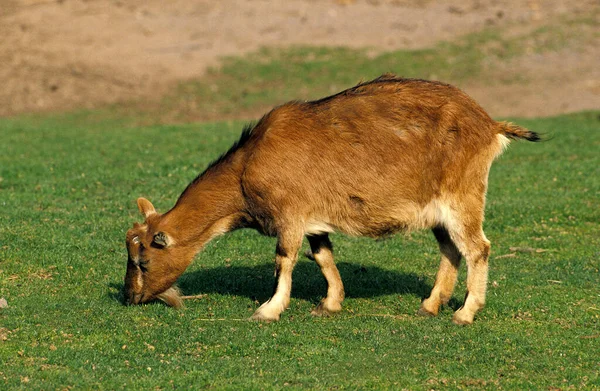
[[304, 218, 410, 239], [303, 198, 457, 238]]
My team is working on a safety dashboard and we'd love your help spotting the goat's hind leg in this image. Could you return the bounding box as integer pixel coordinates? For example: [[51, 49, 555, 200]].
[[419, 226, 462, 317], [307, 234, 345, 316], [451, 227, 490, 325]]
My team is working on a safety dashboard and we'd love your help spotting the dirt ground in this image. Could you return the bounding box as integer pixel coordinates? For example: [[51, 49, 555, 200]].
[[1, 0, 599, 119]]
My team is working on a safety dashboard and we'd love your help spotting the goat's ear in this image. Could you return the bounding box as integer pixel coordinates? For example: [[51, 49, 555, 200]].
[[152, 232, 170, 249], [137, 197, 156, 218]]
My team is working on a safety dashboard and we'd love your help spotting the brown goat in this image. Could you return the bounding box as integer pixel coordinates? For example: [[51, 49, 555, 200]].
[[123, 74, 539, 324]]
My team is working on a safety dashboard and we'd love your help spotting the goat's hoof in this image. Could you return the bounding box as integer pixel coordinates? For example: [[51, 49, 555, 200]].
[[417, 306, 437, 317], [249, 309, 280, 322], [311, 301, 342, 317], [452, 310, 474, 326], [250, 299, 287, 322]]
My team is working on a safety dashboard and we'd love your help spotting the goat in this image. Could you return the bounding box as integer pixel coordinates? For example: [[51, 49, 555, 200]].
[[123, 74, 539, 324]]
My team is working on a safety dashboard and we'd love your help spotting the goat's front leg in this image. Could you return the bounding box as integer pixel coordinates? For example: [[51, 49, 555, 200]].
[[251, 230, 302, 321]]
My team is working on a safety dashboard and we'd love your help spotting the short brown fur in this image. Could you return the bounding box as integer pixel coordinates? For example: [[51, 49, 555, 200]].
[[123, 74, 539, 324]]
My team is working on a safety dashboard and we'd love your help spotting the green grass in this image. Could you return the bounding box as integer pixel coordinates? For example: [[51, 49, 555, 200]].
[[1, 12, 599, 388], [1, 108, 599, 389]]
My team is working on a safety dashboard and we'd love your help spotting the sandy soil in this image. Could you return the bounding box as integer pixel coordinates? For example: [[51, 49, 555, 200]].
[[1, 0, 598, 119]]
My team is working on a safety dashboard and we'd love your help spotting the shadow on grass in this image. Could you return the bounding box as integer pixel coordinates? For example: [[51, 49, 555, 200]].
[[177, 261, 433, 304], [108, 261, 467, 310]]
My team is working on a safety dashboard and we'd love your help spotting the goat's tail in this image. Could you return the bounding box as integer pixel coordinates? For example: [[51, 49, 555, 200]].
[[497, 121, 541, 142]]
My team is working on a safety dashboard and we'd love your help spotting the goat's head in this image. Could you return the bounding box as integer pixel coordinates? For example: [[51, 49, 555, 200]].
[[123, 198, 187, 308]]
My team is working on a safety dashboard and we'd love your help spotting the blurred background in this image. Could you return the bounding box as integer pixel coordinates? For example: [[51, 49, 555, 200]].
[[2, 0, 599, 124]]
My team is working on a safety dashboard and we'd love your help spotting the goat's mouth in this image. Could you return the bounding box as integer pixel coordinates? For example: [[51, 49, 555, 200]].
[[125, 291, 150, 306], [124, 286, 183, 308]]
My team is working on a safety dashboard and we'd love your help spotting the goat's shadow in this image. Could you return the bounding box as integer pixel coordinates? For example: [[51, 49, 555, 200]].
[[110, 261, 465, 310], [176, 261, 436, 305]]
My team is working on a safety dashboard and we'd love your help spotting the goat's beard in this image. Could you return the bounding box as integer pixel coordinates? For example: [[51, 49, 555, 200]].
[[157, 286, 183, 308]]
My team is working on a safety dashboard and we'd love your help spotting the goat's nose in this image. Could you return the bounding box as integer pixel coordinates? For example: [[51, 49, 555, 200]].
[[124, 290, 141, 305], [131, 293, 144, 305]]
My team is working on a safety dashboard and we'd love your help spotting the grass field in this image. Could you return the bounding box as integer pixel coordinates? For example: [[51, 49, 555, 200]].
[[1, 107, 599, 389], [1, 21, 600, 388]]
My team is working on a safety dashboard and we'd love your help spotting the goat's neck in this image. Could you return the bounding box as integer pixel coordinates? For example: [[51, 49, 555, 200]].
[[163, 166, 246, 251]]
